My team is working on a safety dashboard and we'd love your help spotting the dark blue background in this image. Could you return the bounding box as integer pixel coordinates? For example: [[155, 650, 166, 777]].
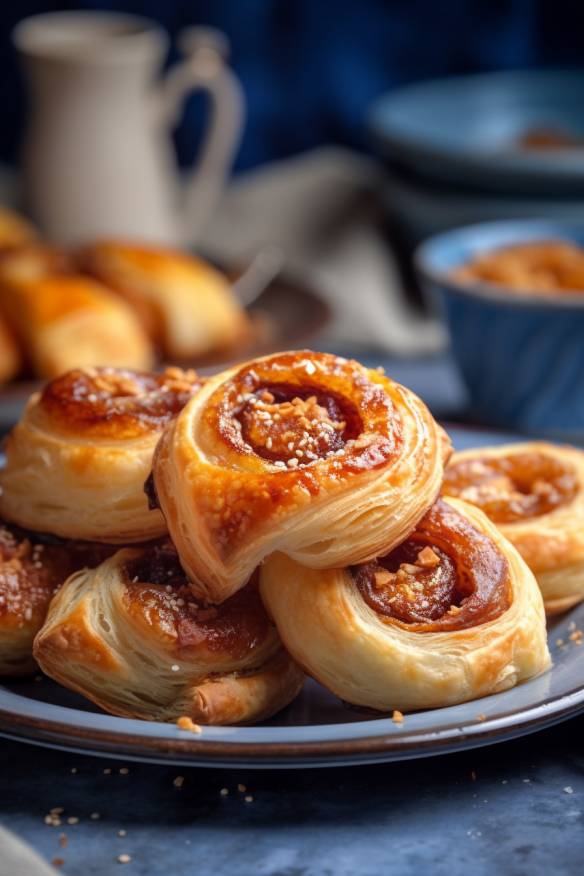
[[2, 0, 584, 172]]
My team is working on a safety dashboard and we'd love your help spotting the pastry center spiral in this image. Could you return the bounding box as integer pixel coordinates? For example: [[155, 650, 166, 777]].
[[443, 452, 577, 523], [40, 366, 202, 439], [124, 544, 271, 659], [237, 384, 361, 466], [352, 499, 511, 631]]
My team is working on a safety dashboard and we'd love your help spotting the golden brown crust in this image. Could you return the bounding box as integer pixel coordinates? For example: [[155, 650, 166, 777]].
[[0, 245, 153, 378], [0, 366, 203, 543], [0, 207, 37, 251], [0, 524, 112, 676], [0, 314, 21, 384], [260, 498, 550, 712], [444, 442, 584, 612], [77, 240, 249, 359], [33, 543, 304, 724], [153, 350, 451, 603]]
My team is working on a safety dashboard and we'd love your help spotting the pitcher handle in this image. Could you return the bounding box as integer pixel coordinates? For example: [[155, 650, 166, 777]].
[[158, 27, 245, 247]]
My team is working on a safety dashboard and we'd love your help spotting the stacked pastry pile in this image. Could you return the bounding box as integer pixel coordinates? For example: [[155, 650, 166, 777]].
[[5, 349, 582, 724], [0, 206, 249, 385]]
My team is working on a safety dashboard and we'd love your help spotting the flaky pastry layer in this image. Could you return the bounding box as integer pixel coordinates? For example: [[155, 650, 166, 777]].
[[153, 350, 451, 603], [260, 498, 550, 712], [0, 367, 202, 543], [444, 442, 584, 614], [34, 545, 304, 724]]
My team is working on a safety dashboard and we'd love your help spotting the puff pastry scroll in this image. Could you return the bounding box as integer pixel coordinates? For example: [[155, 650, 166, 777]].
[[0, 524, 110, 676], [34, 543, 304, 724], [444, 442, 584, 614], [0, 245, 153, 377], [0, 366, 203, 543], [152, 350, 451, 603], [78, 240, 249, 359], [260, 498, 550, 712]]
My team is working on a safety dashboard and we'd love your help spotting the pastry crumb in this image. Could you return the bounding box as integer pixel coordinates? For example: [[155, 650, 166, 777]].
[[173, 776, 185, 789], [392, 710, 404, 724], [177, 716, 202, 733], [475, 714, 486, 723], [117, 854, 132, 864]]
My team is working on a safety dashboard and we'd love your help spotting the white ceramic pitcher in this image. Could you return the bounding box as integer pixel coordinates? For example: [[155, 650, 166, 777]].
[[12, 12, 245, 245]]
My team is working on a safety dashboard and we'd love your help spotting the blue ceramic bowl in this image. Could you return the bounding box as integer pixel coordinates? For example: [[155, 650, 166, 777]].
[[415, 220, 584, 439], [369, 69, 584, 196]]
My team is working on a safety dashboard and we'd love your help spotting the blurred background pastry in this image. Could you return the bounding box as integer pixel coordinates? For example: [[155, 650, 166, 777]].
[[0, 204, 36, 251], [0, 244, 153, 378], [77, 240, 250, 360]]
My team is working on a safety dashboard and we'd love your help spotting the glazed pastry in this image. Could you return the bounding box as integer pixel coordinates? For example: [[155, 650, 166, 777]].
[[0, 314, 21, 384], [260, 498, 550, 712], [34, 542, 304, 724], [443, 442, 584, 614], [0, 245, 153, 377], [0, 206, 37, 251], [152, 350, 451, 603], [0, 524, 111, 676], [0, 366, 203, 543], [78, 240, 249, 359]]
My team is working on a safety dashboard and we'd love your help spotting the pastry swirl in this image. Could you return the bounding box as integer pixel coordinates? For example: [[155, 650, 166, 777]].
[[444, 442, 584, 614], [34, 543, 304, 724], [0, 366, 203, 543], [260, 498, 550, 712], [152, 350, 451, 603], [0, 524, 111, 675]]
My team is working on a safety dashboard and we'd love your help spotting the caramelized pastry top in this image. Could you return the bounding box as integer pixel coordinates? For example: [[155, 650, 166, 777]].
[[0, 525, 76, 628], [353, 499, 511, 631], [37, 366, 203, 440], [123, 544, 272, 661], [443, 451, 577, 523], [203, 351, 402, 474]]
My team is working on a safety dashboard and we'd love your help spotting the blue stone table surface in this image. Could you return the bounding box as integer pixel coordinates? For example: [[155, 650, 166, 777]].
[[1, 351, 583, 876]]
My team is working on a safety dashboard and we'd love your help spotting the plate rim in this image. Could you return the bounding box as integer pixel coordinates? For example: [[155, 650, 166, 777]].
[[1, 672, 584, 768]]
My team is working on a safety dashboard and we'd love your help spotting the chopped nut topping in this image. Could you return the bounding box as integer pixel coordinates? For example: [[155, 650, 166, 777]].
[[373, 570, 395, 589], [416, 547, 441, 569]]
